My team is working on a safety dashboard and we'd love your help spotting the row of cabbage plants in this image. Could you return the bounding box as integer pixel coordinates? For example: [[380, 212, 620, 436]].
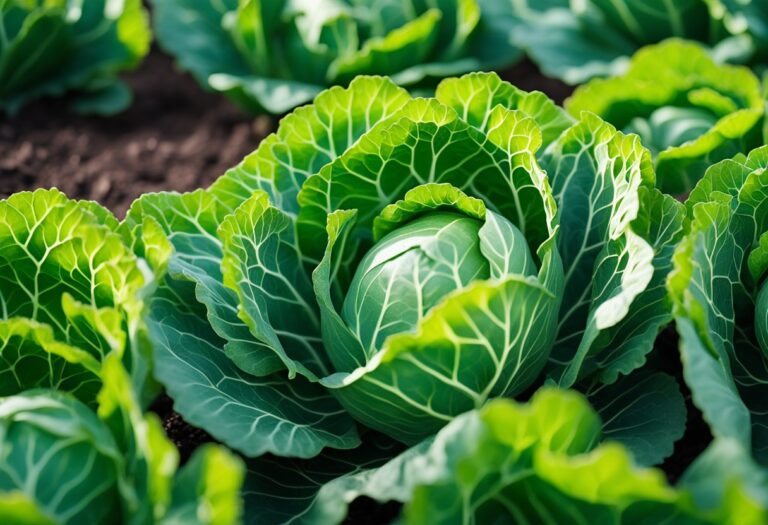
[[5, 0, 768, 115], [3, 34, 768, 522]]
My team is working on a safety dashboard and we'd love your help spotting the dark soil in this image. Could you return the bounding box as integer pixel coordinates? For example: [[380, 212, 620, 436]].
[[0, 49, 272, 218], [500, 59, 573, 105], [654, 328, 713, 483], [149, 394, 214, 465]]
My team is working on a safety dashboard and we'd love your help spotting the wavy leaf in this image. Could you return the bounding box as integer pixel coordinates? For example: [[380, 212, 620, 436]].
[[147, 278, 359, 458]]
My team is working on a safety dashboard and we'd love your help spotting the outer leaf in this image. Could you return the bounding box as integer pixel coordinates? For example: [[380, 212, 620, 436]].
[[0, 318, 101, 404], [542, 114, 656, 387], [0, 391, 123, 525], [296, 97, 554, 259], [147, 278, 359, 458], [670, 195, 750, 449], [587, 187, 686, 383], [435, 71, 573, 147], [125, 190, 284, 377], [210, 76, 411, 213], [0, 189, 144, 357], [219, 191, 328, 379], [670, 146, 768, 464], [566, 40, 764, 194], [0, 189, 151, 399], [161, 445, 245, 525], [240, 433, 402, 524], [585, 371, 687, 466]]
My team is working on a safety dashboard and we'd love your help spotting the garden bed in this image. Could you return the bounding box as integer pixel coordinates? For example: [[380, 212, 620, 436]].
[[0, 49, 271, 217], [0, 46, 711, 512]]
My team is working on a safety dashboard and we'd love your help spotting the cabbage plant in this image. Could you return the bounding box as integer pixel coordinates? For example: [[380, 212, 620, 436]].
[[502, 0, 738, 84], [0, 0, 151, 114], [0, 357, 244, 525], [566, 39, 765, 195], [150, 0, 521, 114], [0, 190, 245, 523], [670, 145, 768, 467], [0, 189, 155, 404], [126, 73, 690, 518]]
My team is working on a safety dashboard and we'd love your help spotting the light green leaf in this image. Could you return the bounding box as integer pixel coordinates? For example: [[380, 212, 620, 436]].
[[372, 182, 486, 241], [0, 189, 145, 357], [588, 188, 686, 383], [402, 390, 707, 524], [0, 189, 151, 399], [210, 76, 411, 213], [566, 39, 764, 194], [670, 146, 768, 464], [161, 445, 245, 525], [435, 71, 573, 147], [0, 318, 101, 404], [296, 98, 554, 260], [0, 492, 56, 525], [219, 191, 328, 379], [670, 195, 750, 449], [543, 114, 656, 387]]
